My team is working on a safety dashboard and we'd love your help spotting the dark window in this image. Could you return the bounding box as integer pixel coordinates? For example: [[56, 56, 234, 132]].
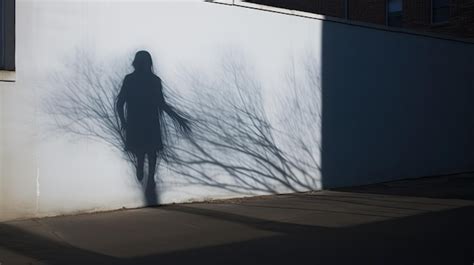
[[387, 0, 403, 27], [0, 0, 15, 71], [432, 0, 450, 24]]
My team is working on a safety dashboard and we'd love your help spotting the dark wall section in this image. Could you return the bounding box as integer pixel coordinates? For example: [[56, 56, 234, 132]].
[[0, 0, 15, 70], [320, 21, 474, 188]]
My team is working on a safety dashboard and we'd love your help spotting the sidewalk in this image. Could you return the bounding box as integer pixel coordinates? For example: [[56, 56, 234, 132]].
[[1, 173, 473, 265]]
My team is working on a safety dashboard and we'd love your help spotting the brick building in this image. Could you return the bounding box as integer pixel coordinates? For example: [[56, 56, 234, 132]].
[[246, 0, 474, 39]]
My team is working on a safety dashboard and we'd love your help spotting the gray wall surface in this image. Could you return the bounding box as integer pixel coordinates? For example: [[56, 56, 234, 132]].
[[320, 22, 474, 187]]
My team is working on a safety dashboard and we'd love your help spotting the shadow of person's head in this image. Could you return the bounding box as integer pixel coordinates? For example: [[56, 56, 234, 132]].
[[132, 50, 153, 73]]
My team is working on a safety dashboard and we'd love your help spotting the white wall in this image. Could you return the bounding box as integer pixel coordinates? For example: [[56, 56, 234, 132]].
[[0, 0, 473, 221], [0, 0, 322, 221]]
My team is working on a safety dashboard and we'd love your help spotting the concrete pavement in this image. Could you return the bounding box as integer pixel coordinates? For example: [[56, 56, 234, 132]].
[[1, 173, 474, 265]]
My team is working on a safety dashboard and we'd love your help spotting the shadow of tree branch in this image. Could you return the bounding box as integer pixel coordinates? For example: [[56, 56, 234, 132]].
[[43, 48, 322, 199]]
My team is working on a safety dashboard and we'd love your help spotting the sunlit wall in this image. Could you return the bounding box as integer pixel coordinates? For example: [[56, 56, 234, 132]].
[[0, 0, 322, 220]]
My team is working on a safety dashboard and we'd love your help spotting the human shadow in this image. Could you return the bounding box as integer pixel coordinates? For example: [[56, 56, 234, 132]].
[[44, 49, 191, 206], [115, 51, 191, 205]]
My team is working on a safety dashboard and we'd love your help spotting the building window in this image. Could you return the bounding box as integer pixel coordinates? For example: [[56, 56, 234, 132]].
[[0, 0, 15, 71], [387, 0, 403, 27], [432, 0, 450, 24]]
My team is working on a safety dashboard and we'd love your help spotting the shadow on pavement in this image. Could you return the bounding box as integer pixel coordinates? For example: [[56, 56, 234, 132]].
[[148, 205, 474, 265], [0, 202, 473, 265], [334, 173, 474, 200], [0, 224, 120, 265]]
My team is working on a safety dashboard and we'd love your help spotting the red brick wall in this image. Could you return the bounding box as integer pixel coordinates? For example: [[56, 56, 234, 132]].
[[403, 0, 474, 39], [245, 0, 346, 17], [243, 0, 474, 39], [315, 0, 346, 17], [448, 0, 474, 38], [403, 0, 432, 28], [245, 0, 316, 13], [463, 0, 474, 37], [348, 0, 387, 25]]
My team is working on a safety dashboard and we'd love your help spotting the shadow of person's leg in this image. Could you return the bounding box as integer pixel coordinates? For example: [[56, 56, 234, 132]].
[[136, 151, 145, 182], [145, 151, 158, 205], [148, 152, 157, 180]]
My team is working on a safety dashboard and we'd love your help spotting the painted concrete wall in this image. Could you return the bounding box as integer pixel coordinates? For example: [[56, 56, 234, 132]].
[[0, 0, 322, 221], [0, 0, 473, 221], [320, 21, 474, 188]]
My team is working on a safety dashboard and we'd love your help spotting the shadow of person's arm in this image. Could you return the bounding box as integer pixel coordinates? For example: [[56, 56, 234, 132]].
[[116, 77, 128, 131], [167, 105, 192, 134], [157, 81, 192, 136]]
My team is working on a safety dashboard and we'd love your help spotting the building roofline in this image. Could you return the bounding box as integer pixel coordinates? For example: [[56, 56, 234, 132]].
[[206, 0, 474, 45]]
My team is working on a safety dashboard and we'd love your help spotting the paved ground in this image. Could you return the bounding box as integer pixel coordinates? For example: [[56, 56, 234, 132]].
[[1, 173, 474, 265]]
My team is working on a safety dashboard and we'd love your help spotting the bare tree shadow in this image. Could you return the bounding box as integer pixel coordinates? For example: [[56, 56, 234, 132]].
[[43, 48, 322, 204], [165, 50, 322, 195]]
